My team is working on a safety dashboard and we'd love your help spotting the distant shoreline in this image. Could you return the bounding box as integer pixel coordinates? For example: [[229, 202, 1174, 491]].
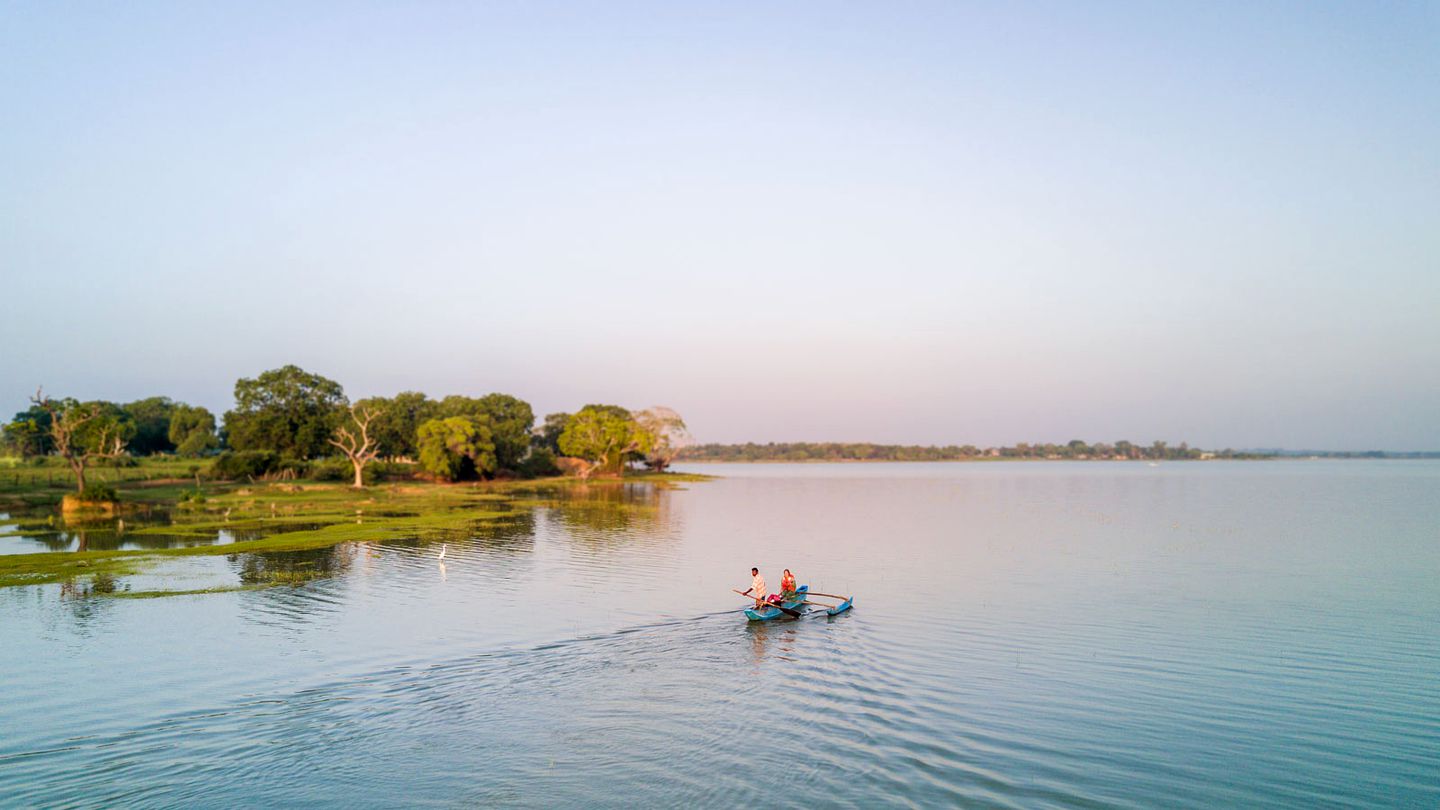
[[677, 454, 1439, 464]]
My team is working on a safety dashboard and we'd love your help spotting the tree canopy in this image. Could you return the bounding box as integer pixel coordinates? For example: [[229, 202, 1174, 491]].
[[362, 391, 438, 459], [2, 405, 54, 457], [434, 394, 534, 471], [533, 412, 570, 454], [558, 405, 655, 476], [635, 407, 691, 472], [416, 416, 496, 481], [168, 404, 219, 457], [30, 392, 133, 494], [223, 365, 347, 459], [123, 396, 178, 455]]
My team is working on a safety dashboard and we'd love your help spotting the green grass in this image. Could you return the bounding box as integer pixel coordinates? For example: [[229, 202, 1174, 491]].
[[621, 470, 715, 484]]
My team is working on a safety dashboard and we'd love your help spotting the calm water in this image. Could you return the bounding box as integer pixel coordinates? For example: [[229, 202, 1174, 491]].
[[1, 461, 1437, 808]]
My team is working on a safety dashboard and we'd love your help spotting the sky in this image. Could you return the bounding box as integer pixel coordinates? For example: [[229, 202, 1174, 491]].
[[1, 2, 1437, 450]]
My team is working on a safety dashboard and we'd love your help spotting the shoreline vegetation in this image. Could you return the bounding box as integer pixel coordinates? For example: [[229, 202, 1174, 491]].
[[0, 363, 706, 594], [0, 468, 710, 592]]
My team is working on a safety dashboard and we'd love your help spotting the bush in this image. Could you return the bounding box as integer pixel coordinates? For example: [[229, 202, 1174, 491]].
[[81, 482, 119, 502], [517, 448, 560, 479], [369, 460, 418, 481], [210, 450, 280, 480], [309, 458, 350, 481], [275, 457, 310, 479], [310, 457, 375, 485]]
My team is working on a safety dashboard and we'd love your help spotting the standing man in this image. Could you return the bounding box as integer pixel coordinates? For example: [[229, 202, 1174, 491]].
[[742, 567, 768, 609]]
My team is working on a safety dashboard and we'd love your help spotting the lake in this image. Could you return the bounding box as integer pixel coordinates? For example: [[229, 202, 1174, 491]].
[[1, 461, 1437, 807]]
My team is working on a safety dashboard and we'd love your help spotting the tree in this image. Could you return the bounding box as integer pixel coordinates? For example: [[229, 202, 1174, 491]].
[[363, 391, 437, 459], [31, 389, 131, 495], [635, 406, 691, 472], [416, 416, 496, 481], [223, 365, 347, 459], [3, 405, 53, 457], [435, 394, 534, 471], [168, 405, 219, 456], [533, 412, 570, 454], [122, 397, 178, 455], [558, 405, 654, 477], [329, 404, 381, 488], [475, 393, 534, 471]]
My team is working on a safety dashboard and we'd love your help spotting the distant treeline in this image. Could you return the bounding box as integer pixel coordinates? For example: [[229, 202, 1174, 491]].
[[1254, 449, 1440, 459], [681, 441, 1274, 462]]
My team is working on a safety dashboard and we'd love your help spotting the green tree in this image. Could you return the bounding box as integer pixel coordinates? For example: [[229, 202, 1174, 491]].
[[31, 390, 132, 494], [416, 416, 496, 481], [3, 405, 54, 457], [434, 393, 534, 471], [435, 395, 480, 419], [122, 397, 178, 455], [168, 405, 219, 456], [558, 405, 654, 477], [223, 365, 347, 459], [474, 393, 534, 471], [533, 412, 571, 454], [362, 391, 437, 459]]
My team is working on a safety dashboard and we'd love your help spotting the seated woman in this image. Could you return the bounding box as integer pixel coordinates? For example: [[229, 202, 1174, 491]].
[[778, 568, 797, 601]]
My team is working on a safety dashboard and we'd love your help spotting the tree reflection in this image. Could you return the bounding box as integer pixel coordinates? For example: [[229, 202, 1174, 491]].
[[546, 483, 676, 543], [3, 503, 181, 553], [57, 572, 120, 629], [233, 544, 357, 586]]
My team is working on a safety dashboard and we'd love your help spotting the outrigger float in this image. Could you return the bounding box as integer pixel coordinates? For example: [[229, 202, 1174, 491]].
[[736, 585, 855, 621]]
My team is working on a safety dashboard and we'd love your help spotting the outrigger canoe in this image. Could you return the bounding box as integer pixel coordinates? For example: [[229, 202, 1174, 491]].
[[744, 585, 855, 621]]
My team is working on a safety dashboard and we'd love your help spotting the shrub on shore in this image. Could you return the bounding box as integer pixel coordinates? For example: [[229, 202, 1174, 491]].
[[211, 450, 282, 480]]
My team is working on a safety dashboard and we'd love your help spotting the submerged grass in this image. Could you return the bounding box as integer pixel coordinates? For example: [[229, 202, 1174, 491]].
[[103, 584, 271, 599]]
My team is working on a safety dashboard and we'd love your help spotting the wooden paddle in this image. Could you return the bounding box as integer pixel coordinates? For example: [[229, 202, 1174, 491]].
[[732, 589, 802, 618]]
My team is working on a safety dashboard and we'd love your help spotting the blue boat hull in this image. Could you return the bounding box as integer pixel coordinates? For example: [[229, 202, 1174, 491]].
[[826, 597, 854, 616], [744, 585, 808, 621]]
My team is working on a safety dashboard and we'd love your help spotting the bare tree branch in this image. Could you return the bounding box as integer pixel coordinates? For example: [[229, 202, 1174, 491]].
[[331, 404, 381, 488], [31, 388, 129, 494]]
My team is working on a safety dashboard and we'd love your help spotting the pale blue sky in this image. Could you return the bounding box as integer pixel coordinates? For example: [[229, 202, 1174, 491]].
[[2, 2, 1436, 449]]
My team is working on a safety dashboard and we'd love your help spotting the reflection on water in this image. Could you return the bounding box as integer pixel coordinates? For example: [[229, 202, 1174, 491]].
[[0, 463, 1437, 808], [542, 481, 677, 542], [236, 544, 357, 586], [0, 505, 289, 554]]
